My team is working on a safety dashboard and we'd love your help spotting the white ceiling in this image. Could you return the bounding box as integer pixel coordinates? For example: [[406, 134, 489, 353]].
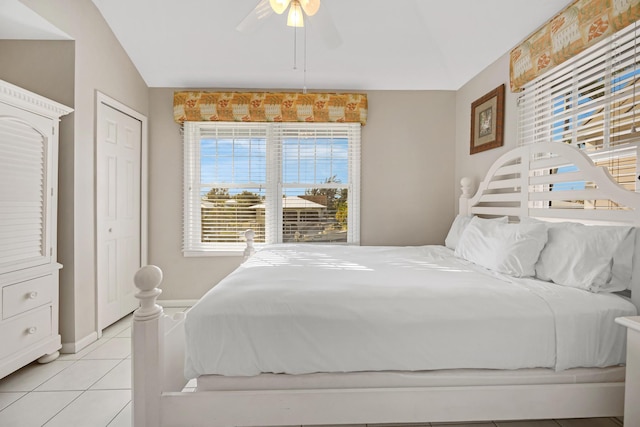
[[6, 0, 572, 90], [0, 0, 70, 40]]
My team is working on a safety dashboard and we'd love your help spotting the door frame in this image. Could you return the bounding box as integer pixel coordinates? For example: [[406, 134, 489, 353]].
[[95, 91, 148, 338]]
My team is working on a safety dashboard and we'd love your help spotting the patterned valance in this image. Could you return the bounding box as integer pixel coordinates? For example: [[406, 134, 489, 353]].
[[510, 0, 640, 92], [173, 92, 368, 125]]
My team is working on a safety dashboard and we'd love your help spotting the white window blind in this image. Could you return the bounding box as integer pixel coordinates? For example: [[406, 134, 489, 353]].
[[518, 20, 640, 193], [183, 122, 361, 255], [0, 117, 48, 268]]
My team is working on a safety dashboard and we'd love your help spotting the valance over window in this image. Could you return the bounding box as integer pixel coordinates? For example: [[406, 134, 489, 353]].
[[510, 0, 640, 92], [173, 92, 368, 125]]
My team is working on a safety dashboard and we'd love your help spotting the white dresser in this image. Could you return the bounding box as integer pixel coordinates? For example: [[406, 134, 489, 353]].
[[0, 80, 72, 379]]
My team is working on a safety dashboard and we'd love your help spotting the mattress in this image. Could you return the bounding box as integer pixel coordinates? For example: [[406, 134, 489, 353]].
[[184, 244, 636, 379], [196, 366, 626, 391]]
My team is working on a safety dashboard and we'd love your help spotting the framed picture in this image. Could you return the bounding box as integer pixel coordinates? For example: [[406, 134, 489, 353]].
[[470, 84, 505, 154]]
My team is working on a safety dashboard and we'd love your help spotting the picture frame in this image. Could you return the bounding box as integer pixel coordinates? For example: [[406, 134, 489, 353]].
[[470, 84, 505, 154]]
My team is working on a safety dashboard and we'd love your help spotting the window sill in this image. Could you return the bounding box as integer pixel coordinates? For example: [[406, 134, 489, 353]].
[[183, 250, 245, 258]]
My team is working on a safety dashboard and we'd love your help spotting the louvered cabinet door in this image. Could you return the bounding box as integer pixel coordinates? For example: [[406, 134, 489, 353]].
[[0, 103, 54, 275]]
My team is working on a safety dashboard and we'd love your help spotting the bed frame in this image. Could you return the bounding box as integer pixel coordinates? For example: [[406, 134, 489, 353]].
[[132, 142, 640, 426]]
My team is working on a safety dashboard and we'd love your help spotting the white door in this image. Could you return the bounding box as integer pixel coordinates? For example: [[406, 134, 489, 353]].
[[97, 101, 142, 331]]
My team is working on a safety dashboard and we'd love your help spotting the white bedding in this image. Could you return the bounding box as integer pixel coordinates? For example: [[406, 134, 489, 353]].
[[184, 245, 636, 379]]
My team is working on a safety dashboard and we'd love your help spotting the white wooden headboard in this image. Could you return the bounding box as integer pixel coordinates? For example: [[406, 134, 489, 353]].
[[459, 142, 640, 310]]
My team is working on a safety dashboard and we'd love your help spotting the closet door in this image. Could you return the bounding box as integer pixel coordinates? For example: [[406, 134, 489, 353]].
[[96, 101, 142, 330], [0, 104, 53, 275]]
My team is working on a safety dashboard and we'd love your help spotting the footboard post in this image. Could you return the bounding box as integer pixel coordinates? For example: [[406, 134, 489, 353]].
[[132, 265, 165, 427], [243, 229, 256, 260]]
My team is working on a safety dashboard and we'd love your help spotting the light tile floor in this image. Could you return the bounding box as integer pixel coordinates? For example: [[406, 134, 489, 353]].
[[0, 307, 626, 427]]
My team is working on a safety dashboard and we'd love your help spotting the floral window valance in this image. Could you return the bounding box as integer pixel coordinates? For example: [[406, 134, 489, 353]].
[[173, 92, 368, 125], [510, 0, 640, 92]]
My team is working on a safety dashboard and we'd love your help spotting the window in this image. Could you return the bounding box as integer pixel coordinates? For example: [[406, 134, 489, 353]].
[[183, 122, 361, 255], [518, 20, 639, 195]]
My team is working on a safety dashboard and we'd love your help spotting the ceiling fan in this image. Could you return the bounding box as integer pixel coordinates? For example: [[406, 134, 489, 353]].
[[236, 0, 342, 48]]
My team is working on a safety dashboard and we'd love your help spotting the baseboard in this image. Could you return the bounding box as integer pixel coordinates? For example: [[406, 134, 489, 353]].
[[61, 331, 98, 354], [157, 299, 196, 308]]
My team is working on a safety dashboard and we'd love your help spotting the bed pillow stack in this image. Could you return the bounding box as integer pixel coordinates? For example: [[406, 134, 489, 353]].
[[534, 223, 634, 293], [454, 216, 548, 278], [447, 214, 636, 293]]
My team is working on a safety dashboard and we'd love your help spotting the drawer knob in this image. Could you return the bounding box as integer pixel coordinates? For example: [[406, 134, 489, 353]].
[[27, 327, 37, 335], [28, 291, 38, 300]]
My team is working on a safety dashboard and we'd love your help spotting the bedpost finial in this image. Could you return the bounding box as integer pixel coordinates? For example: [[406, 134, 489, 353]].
[[244, 229, 256, 260], [134, 265, 163, 292], [133, 265, 163, 320], [460, 177, 473, 198]]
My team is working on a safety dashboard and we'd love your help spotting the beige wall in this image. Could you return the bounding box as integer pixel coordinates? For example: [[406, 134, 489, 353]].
[[0, 40, 75, 107], [18, 0, 149, 348], [149, 89, 456, 300], [361, 91, 456, 246], [454, 52, 520, 211]]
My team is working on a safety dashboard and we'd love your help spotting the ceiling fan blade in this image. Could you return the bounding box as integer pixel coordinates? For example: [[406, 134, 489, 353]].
[[308, 2, 342, 49], [270, 0, 292, 14], [299, 0, 320, 16], [236, 0, 274, 33]]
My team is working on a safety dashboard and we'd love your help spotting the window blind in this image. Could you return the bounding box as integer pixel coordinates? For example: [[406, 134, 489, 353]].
[[183, 122, 361, 255], [518, 20, 640, 192], [0, 118, 48, 268]]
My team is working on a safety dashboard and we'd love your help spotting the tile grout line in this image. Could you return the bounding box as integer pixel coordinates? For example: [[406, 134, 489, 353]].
[[40, 389, 87, 426], [106, 398, 131, 427]]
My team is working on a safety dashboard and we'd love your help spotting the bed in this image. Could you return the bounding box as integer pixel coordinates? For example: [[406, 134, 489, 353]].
[[132, 142, 640, 426]]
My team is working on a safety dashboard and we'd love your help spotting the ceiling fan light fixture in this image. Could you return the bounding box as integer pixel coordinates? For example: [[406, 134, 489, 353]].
[[269, 0, 291, 15], [287, 0, 304, 27], [299, 0, 320, 16]]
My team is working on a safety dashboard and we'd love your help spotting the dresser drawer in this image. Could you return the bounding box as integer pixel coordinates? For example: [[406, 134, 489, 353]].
[[3, 274, 54, 320], [0, 306, 52, 360]]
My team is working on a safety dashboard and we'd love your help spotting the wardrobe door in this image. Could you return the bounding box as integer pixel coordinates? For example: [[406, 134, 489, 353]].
[[0, 104, 54, 275]]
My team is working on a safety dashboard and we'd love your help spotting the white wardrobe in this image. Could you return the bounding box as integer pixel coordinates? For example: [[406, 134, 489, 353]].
[[0, 79, 72, 379]]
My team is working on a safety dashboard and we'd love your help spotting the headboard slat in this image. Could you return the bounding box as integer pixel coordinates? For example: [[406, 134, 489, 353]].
[[479, 193, 521, 203], [470, 207, 522, 217], [527, 208, 637, 223], [495, 164, 522, 177], [486, 178, 521, 190], [529, 171, 585, 185], [529, 190, 610, 202], [530, 157, 575, 170]]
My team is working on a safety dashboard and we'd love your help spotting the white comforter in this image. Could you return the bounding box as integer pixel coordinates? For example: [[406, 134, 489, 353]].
[[184, 245, 636, 378]]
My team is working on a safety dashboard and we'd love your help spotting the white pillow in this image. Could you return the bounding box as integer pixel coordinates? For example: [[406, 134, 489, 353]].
[[454, 217, 548, 277], [601, 227, 636, 292], [535, 223, 633, 292], [444, 215, 507, 250], [444, 215, 472, 249]]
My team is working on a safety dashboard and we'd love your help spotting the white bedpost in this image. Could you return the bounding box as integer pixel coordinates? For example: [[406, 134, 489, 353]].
[[459, 177, 474, 215], [133, 265, 165, 427], [243, 229, 256, 260]]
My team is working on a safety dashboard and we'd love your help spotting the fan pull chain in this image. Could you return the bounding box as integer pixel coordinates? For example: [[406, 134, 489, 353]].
[[303, 23, 307, 93], [293, 25, 297, 70]]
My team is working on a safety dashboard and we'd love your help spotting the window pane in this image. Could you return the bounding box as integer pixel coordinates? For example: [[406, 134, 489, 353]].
[[201, 187, 266, 243], [282, 137, 349, 184], [281, 187, 348, 243], [200, 137, 266, 184]]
